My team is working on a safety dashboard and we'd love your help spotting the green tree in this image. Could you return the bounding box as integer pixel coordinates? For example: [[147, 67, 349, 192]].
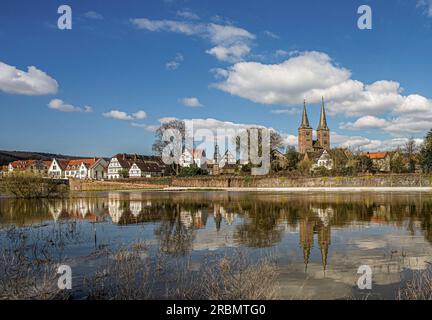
[[178, 164, 208, 177], [420, 129, 432, 173], [391, 153, 405, 173], [297, 159, 312, 175], [119, 168, 129, 178], [285, 146, 301, 171]]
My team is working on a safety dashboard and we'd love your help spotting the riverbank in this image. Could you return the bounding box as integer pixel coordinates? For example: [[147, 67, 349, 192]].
[[163, 186, 432, 192], [68, 174, 432, 192]]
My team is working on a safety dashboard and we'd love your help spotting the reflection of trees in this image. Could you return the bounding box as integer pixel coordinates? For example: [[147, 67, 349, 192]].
[[2, 192, 432, 250], [154, 204, 196, 255], [234, 202, 284, 247]]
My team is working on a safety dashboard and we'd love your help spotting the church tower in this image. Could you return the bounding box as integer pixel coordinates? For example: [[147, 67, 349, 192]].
[[298, 100, 313, 154], [316, 97, 330, 149]]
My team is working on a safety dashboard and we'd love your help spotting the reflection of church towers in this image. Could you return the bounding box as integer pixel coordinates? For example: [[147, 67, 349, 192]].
[[298, 207, 332, 273], [299, 218, 314, 271], [317, 223, 331, 272]]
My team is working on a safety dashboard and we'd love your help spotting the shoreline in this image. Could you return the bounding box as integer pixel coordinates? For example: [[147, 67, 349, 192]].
[[162, 186, 432, 193]]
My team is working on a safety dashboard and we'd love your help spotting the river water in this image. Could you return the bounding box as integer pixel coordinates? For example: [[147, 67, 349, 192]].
[[1, 191, 431, 299]]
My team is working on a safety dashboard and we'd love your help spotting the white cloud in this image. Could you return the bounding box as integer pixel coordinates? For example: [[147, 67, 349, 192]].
[[83, 11, 103, 20], [166, 53, 184, 71], [333, 132, 423, 151], [213, 51, 432, 127], [48, 99, 93, 113], [179, 97, 203, 107], [132, 110, 147, 119], [130, 18, 255, 62], [214, 51, 355, 106], [0, 61, 58, 95], [206, 44, 251, 63], [341, 116, 389, 130], [176, 9, 200, 20], [103, 109, 146, 121]]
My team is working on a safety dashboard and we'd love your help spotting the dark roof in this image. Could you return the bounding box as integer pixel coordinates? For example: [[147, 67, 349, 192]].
[[317, 97, 329, 130], [132, 160, 164, 173], [299, 100, 311, 129], [113, 154, 165, 169]]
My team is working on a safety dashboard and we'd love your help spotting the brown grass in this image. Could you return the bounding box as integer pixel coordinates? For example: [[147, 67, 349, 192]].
[[397, 263, 432, 300]]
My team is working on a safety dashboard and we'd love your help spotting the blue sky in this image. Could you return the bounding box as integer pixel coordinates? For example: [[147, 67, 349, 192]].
[[1, 0, 432, 156]]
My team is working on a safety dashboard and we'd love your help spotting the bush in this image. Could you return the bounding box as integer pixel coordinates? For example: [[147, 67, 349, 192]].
[[178, 164, 208, 177], [0, 173, 67, 198]]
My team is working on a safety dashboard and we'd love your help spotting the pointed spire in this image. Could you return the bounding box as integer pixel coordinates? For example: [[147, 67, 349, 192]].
[[300, 99, 311, 129], [318, 96, 328, 130]]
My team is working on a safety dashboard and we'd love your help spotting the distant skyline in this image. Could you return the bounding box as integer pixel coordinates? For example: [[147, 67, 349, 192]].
[[1, 0, 432, 156]]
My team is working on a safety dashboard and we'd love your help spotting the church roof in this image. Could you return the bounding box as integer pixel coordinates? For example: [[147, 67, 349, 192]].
[[299, 100, 311, 129], [317, 97, 329, 130]]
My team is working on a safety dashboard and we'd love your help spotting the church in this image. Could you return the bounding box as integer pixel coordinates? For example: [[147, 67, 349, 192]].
[[298, 98, 334, 171], [298, 97, 330, 154]]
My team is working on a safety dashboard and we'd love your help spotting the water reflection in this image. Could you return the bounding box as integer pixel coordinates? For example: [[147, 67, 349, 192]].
[[1, 191, 432, 298]]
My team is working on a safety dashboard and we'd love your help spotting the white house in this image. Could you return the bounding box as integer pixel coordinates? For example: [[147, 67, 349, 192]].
[[49, 158, 108, 180], [179, 149, 206, 168], [314, 150, 334, 170], [129, 161, 164, 178], [48, 158, 69, 178], [107, 154, 131, 179]]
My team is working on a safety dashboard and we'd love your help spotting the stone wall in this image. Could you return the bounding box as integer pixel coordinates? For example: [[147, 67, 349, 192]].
[[70, 174, 432, 191]]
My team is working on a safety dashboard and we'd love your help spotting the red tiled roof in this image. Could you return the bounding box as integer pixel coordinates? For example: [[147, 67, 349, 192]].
[[365, 152, 389, 160], [65, 158, 97, 171], [9, 160, 38, 170]]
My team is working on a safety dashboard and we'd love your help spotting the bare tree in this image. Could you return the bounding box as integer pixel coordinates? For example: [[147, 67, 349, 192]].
[[152, 120, 186, 175]]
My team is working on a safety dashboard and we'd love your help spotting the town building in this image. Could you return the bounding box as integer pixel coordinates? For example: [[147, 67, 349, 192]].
[[364, 152, 391, 172], [108, 154, 165, 179], [179, 149, 207, 168], [129, 160, 164, 178], [48, 158, 70, 178], [8, 160, 50, 175]]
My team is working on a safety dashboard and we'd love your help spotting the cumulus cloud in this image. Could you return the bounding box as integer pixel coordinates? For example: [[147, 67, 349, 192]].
[[213, 51, 432, 136], [166, 53, 184, 70], [103, 109, 147, 121], [48, 99, 93, 113], [0, 61, 58, 95], [333, 132, 423, 151], [179, 97, 203, 107], [130, 18, 255, 62], [341, 116, 389, 130]]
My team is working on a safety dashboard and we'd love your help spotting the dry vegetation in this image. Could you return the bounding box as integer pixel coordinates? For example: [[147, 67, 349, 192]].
[[0, 226, 278, 300], [398, 263, 432, 300], [0, 173, 68, 198]]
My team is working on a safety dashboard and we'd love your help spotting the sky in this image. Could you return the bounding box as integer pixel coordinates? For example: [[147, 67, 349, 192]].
[[1, 0, 432, 157]]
